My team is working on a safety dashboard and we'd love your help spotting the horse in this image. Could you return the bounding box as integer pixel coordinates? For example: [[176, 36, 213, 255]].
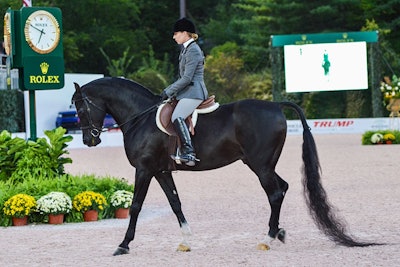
[[72, 77, 378, 256]]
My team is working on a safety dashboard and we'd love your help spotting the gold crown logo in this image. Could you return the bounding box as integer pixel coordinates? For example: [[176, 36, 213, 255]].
[[301, 35, 307, 41], [40, 62, 49, 74]]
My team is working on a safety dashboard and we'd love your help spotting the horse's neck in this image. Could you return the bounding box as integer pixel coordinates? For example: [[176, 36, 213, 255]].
[[102, 89, 158, 128]]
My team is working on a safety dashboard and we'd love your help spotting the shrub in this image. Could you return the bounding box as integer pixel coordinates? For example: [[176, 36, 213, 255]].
[[0, 127, 73, 183]]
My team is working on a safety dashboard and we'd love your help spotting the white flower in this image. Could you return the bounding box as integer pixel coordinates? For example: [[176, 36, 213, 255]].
[[110, 190, 133, 209], [36, 192, 72, 215], [371, 133, 383, 144]]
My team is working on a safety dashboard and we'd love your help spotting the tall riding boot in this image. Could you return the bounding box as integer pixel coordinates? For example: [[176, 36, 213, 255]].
[[172, 117, 198, 166]]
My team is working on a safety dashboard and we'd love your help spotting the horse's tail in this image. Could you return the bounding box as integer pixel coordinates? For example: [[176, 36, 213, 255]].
[[280, 101, 378, 247]]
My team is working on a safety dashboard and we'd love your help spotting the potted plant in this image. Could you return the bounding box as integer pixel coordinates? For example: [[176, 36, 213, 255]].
[[72, 191, 107, 221], [362, 130, 400, 145], [3, 193, 36, 226], [381, 75, 400, 116], [110, 190, 133, 219], [36, 192, 72, 224]]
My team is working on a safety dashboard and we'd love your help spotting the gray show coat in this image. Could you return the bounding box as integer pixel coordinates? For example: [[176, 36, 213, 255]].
[[164, 41, 208, 100]]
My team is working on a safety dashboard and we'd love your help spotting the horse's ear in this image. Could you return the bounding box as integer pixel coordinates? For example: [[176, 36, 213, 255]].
[[74, 82, 81, 93]]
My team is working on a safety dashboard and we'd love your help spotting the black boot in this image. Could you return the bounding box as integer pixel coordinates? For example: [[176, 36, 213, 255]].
[[172, 117, 198, 166]]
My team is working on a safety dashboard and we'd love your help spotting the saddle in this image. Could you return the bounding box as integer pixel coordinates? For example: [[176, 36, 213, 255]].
[[156, 95, 219, 136]]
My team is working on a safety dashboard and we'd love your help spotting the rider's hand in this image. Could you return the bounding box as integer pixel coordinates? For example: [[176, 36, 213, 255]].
[[160, 91, 169, 101]]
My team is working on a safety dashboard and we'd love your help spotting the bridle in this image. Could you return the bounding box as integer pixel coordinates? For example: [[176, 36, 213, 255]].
[[73, 90, 107, 138], [73, 90, 163, 138]]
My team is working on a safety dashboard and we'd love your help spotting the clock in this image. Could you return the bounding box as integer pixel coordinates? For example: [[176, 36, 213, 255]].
[[3, 12, 12, 55], [24, 10, 60, 54]]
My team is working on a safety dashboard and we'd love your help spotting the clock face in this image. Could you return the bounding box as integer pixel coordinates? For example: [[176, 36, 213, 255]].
[[24, 10, 60, 54]]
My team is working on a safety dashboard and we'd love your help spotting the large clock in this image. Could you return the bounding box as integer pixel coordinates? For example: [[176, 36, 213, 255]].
[[24, 10, 60, 54], [3, 12, 12, 55]]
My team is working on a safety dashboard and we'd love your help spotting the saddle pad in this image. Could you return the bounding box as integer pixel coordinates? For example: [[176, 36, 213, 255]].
[[156, 102, 198, 135]]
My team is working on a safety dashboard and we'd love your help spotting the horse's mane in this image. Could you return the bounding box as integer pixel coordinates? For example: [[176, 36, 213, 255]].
[[85, 77, 158, 99]]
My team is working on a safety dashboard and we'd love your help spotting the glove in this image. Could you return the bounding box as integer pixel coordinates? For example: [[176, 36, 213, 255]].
[[160, 91, 169, 101]]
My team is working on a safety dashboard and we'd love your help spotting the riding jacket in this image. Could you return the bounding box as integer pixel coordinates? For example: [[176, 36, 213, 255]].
[[164, 40, 208, 100]]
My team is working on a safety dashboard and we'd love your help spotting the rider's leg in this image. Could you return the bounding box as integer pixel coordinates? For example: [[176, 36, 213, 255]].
[[171, 98, 202, 166]]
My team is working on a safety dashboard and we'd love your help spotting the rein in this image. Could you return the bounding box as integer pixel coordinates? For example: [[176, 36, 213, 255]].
[[117, 102, 161, 132]]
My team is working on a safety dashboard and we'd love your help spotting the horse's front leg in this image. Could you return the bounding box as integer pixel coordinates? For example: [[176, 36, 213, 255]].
[[155, 171, 192, 252], [113, 169, 152, 256]]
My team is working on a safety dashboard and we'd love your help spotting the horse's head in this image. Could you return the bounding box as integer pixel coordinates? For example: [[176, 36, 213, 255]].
[[72, 82, 106, 147]]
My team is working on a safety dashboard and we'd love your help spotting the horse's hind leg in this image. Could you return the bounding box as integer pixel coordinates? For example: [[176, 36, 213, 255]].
[[155, 171, 192, 252], [256, 170, 288, 250]]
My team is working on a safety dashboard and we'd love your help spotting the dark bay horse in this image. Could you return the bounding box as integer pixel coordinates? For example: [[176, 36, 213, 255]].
[[72, 77, 377, 256]]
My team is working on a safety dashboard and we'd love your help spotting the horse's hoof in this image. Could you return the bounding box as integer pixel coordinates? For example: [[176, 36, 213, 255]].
[[177, 243, 191, 252], [257, 243, 270, 251], [113, 246, 129, 256], [277, 228, 286, 243]]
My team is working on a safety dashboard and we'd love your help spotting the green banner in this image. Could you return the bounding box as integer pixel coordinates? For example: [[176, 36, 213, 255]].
[[271, 31, 378, 47]]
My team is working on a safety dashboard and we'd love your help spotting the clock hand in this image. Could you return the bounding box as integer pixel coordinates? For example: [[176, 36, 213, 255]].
[[37, 31, 44, 44], [30, 24, 45, 34], [30, 24, 46, 45]]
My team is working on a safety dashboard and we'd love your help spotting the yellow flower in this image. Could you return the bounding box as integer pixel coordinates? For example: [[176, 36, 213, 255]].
[[383, 133, 395, 141], [73, 191, 107, 212], [3, 194, 36, 218]]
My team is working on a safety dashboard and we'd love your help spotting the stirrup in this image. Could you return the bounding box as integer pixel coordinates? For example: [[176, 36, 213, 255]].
[[170, 154, 199, 166]]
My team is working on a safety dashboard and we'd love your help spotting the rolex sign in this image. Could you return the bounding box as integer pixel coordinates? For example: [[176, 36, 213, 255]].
[[21, 56, 64, 90]]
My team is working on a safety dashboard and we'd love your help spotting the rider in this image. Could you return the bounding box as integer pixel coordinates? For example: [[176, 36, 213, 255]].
[[160, 17, 208, 166]]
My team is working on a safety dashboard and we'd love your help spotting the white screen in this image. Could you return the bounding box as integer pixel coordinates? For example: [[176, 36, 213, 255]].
[[284, 42, 368, 93]]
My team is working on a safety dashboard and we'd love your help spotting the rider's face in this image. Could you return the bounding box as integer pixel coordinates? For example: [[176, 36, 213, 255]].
[[173, 31, 190, 45]]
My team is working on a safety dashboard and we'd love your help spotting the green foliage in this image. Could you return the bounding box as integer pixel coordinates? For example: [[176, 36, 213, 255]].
[[205, 43, 244, 103], [303, 92, 347, 119], [129, 69, 169, 94], [128, 46, 173, 93], [234, 71, 273, 101], [0, 130, 27, 181], [204, 42, 273, 103], [0, 174, 134, 226], [0, 128, 72, 183], [100, 46, 134, 77]]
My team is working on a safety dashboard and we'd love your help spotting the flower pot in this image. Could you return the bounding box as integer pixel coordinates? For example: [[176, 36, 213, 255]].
[[115, 208, 129, 219], [83, 210, 98, 222], [48, 214, 64, 224], [12, 216, 28, 226]]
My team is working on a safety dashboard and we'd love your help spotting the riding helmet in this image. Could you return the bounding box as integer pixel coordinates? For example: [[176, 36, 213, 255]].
[[173, 17, 196, 33]]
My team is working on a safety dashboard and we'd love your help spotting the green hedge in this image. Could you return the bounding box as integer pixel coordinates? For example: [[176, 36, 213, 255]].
[[0, 90, 25, 132]]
